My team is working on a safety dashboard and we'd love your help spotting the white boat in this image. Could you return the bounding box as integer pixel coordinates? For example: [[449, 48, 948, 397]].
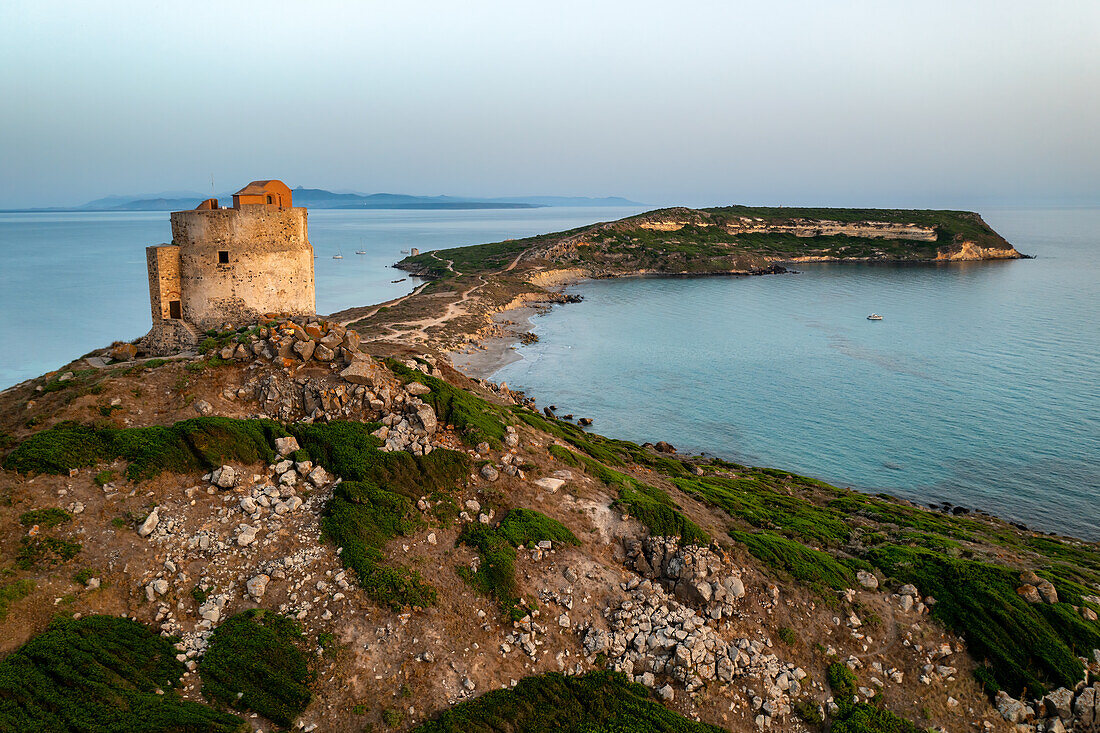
[[355, 250, 366, 255], [867, 313, 883, 320], [333, 249, 343, 259]]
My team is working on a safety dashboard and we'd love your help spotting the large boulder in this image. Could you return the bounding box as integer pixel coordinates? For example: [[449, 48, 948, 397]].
[[274, 436, 300, 455], [1074, 685, 1099, 726], [415, 405, 437, 432], [293, 339, 316, 361], [211, 465, 238, 488], [995, 691, 1029, 723], [342, 329, 361, 353], [340, 359, 384, 386], [1043, 688, 1074, 721], [137, 509, 159, 537], [856, 571, 879, 590]]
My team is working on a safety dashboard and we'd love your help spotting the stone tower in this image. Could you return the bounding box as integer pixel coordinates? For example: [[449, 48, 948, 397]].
[[144, 180, 315, 351]]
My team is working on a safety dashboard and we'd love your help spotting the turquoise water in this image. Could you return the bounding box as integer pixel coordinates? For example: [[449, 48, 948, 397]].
[[0, 206, 640, 388], [493, 208, 1100, 539]]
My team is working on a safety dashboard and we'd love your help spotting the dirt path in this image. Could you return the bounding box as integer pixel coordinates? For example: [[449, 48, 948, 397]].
[[336, 250, 514, 343]]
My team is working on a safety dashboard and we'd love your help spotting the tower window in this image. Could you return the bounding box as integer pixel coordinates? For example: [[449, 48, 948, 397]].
[[266, 195, 273, 204], [218, 251, 229, 264]]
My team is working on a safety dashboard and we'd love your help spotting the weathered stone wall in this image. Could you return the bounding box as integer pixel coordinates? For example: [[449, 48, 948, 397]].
[[170, 205, 315, 329], [145, 245, 181, 322]]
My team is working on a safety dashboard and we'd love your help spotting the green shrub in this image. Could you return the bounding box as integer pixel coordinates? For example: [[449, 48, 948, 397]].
[[794, 698, 824, 725], [72, 568, 97, 586], [730, 531, 854, 591], [777, 627, 796, 645], [93, 469, 118, 486], [864, 544, 1100, 697], [458, 509, 579, 619], [18, 508, 71, 528], [16, 536, 81, 570], [383, 708, 404, 727], [830, 704, 923, 733], [0, 578, 34, 621], [413, 671, 724, 732], [0, 615, 246, 731], [322, 481, 436, 611], [3, 417, 289, 481], [199, 610, 312, 726], [827, 662, 858, 702]]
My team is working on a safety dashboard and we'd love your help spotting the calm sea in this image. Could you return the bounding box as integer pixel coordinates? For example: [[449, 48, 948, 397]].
[[3, 207, 1096, 538], [0, 206, 641, 389], [492, 208, 1100, 539]]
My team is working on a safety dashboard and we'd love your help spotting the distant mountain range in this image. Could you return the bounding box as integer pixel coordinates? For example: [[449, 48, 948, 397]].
[[63, 188, 641, 211]]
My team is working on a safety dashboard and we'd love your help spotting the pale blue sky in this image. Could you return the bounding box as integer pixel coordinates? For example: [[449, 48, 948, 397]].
[[1, 0, 1097, 208]]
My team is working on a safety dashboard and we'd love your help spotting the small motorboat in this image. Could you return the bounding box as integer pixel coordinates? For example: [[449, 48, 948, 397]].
[[400, 249, 410, 254], [355, 250, 366, 255], [867, 313, 883, 321]]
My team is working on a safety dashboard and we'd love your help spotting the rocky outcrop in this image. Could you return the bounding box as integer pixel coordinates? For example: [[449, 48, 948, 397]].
[[935, 240, 1024, 261], [724, 218, 939, 242]]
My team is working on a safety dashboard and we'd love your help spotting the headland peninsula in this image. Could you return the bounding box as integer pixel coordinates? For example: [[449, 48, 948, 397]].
[[1, 203, 1097, 733]]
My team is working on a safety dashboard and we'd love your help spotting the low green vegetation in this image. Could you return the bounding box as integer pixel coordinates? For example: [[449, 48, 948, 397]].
[[72, 567, 97, 585], [199, 610, 312, 727], [674, 473, 851, 547], [16, 535, 81, 570], [730, 530, 854, 592], [293, 421, 469, 610], [322, 479, 437, 610], [388, 360, 510, 447], [291, 420, 468, 488], [3, 417, 288, 481], [865, 545, 1100, 697], [826, 662, 922, 733], [18, 508, 71, 528], [0, 578, 34, 621], [458, 508, 578, 619], [0, 615, 246, 732], [413, 670, 724, 732]]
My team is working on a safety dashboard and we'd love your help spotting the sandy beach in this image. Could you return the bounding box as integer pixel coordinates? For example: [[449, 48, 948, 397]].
[[448, 304, 540, 379]]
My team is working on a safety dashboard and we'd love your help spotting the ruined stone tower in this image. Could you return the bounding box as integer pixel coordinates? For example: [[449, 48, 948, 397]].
[[143, 180, 315, 351]]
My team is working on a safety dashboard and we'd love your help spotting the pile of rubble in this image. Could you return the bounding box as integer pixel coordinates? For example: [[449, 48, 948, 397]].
[[130, 436, 349, 685], [218, 318, 364, 368], [625, 536, 746, 619], [581, 576, 807, 728]]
